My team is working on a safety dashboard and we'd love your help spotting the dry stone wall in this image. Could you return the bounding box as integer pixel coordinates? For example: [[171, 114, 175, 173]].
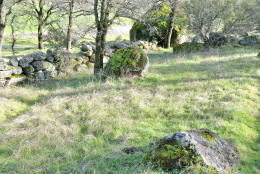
[[0, 49, 90, 87]]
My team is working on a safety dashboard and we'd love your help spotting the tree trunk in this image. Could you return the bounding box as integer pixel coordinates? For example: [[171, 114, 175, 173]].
[[94, 27, 108, 75], [164, 1, 177, 48], [38, 22, 44, 49], [67, 0, 74, 52], [0, 25, 4, 58]]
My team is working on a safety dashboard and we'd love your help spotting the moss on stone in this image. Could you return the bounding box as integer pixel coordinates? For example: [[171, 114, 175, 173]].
[[200, 130, 216, 145], [10, 75, 25, 78], [104, 47, 148, 77], [145, 141, 199, 171]]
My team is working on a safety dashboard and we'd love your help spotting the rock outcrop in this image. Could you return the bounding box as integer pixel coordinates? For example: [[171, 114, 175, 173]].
[[145, 129, 240, 173]]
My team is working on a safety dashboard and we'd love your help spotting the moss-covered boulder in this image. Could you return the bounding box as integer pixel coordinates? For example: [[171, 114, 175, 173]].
[[104, 47, 149, 78], [145, 129, 240, 173], [130, 3, 186, 47], [173, 42, 204, 54]]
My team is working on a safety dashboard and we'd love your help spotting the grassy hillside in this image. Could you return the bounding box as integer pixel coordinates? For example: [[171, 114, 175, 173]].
[[0, 47, 259, 173]]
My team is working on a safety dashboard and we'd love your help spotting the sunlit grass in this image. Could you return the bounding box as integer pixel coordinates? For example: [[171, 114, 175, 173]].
[[0, 47, 259, 173]]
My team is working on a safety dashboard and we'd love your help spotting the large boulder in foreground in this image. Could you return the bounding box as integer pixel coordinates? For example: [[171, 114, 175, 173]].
[[104, 47, 149, 78], [145, 129, 240, 173]]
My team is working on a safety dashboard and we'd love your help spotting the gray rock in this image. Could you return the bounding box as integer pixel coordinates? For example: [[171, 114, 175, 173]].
[[31, 61, 44, 71], [0, 70, 12, 78], [31, 51, 46, 61], [81, 44, 93, 52], [46, 55, 54, 63], [34, 71, 45, 81], [46, 49, 54, 57], [0, 59, 8, 71], [0, 79, 6, 87], [23, 65, 34, 75], [105, 48, 114, 57], [44, 70, 57, 79], [9, 57, 19, 66], [79, 51, 93, 57], [11, 66, 23, 75], [43, 61, 55, 72], [239, 35, 260, 46], [52, 49, 75, 62], [146, 129, 240, 173], [6, 75, 26, 86], [19, 56, 33, 68], [32, 61, 56, 72]]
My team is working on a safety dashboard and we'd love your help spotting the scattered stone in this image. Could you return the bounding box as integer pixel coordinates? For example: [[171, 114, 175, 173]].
[[145, 129, 240, 173], [0, 70, 12, 79], [9, 57, 19, 66], [11, 66, 23, 75], [104, 47, 149, 78], [19, 55, 33, 68], [6, 75, 26, 86]]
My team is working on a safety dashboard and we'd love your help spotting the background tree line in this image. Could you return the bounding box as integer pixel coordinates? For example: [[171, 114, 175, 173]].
[[0, 0, 259, 75]]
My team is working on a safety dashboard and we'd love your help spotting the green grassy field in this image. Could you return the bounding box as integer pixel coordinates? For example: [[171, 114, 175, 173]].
[[0, 46, 259, 173]]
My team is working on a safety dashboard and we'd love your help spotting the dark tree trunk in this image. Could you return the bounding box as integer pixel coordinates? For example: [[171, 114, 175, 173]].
[[38, 22, 44, 49], [11, 16, 16, 55], [67, 0, 74, 52], [164, 1, 177, 48], [0, 0, 6, 58], [0, 25, 4, 58]]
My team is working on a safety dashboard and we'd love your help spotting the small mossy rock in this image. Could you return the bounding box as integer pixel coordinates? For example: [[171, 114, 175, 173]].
[[104, 47, 149, 78], [145, 129, 240, 173], [257, 52, 260, 58], [173, 42, 203, 54]]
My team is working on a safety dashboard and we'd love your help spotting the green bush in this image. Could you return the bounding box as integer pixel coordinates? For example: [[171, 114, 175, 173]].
[[130, 3, 187, 47], [172, 42, 204, 53]]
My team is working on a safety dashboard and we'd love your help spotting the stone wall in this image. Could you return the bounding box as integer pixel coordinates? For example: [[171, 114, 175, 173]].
[[0, 49, 90, 87]]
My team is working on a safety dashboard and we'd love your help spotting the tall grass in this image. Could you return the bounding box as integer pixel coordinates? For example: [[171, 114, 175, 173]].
[[0, 46, 259, 173]]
